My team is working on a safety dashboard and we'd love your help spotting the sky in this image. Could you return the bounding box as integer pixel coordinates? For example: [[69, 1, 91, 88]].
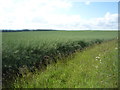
[[0, 0, 119, 30]]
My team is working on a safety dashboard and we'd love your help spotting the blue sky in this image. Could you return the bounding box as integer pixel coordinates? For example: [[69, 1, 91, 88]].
[[0, 0, 118, 30], [69, 2, 118, 19]]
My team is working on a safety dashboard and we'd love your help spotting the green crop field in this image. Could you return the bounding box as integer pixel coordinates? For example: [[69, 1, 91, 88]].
[[2, 31, 118, 88]]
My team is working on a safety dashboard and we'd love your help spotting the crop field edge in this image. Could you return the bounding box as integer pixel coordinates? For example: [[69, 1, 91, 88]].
[[2, 31, 118, 88], [12, 39, 118, 88]]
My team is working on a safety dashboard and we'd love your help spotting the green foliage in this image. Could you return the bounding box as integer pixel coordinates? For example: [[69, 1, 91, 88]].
[[2, 31, 117, 87], [13, 40, 118, 88]]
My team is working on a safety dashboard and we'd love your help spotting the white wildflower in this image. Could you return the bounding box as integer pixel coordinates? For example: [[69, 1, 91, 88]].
[[96, 56, 101, 61], [95, 66, 98, 68], [117, 37, 118, 39], [96, 56, 100, 59]]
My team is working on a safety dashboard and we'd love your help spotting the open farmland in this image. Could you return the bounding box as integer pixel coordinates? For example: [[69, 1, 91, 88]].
[[2, 31, 118, 88]]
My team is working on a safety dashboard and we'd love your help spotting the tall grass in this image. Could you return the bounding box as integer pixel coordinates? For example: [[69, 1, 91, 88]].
[[13, 40, 118, 88]]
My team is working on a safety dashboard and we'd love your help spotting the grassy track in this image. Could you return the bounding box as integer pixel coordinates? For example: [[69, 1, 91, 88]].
[[13, 39, 118, 88]]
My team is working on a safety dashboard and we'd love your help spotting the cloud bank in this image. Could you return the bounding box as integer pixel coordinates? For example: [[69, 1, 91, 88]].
[[0, 0, 118, 30]]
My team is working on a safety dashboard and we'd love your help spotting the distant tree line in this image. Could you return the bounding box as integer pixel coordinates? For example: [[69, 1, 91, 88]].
[[1, 29, 57, 32]]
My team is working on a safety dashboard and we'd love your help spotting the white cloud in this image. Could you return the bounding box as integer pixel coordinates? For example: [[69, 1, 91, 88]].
[[0, 0, 118, 30], [88, 12, 118, 30], [85, 1, 91, 5], [0, 0, 73, 29], [50, 12, 118, 30], [55, 12, 118, 30]]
